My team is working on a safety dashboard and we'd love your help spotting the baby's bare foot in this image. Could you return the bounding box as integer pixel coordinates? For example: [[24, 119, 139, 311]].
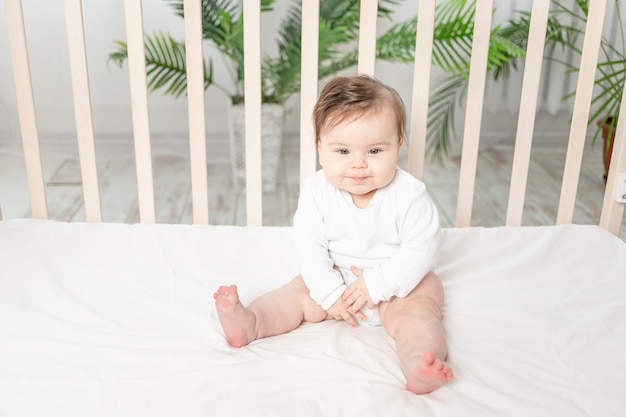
[[213, 284, 256, 347], [405, 351, 453, 394]]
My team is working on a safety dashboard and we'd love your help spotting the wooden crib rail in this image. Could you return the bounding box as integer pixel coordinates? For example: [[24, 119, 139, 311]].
[[4, 0, 47, 220], [505, 0, 550, 227], [3, 0, 625, 235], [299, 0, 319, 190], [64, 0, 101, 223], [183, 0, 209, 225], [557, 0, 608, 226], [454, 0, 493, 228], [123, 0, 156, 224]]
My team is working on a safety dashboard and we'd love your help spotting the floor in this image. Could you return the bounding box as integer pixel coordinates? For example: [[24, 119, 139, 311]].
[[1, 143, 624, 241]]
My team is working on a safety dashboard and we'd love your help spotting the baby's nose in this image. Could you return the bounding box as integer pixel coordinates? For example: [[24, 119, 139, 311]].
[[351, 156, 367, 168]]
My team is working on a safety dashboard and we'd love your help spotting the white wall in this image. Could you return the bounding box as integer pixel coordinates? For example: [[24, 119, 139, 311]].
[[0, 0, 580, 161]]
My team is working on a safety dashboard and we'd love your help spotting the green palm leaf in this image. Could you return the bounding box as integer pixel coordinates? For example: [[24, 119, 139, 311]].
[[427, 74, 468, 161], [109, 31, 211, 98], [108, 0, 529, 161], [422, 0, 527, 160], [506, 0, 626, 146]]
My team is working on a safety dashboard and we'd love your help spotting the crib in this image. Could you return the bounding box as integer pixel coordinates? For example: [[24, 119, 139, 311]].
[[1, 0, 625, 416]]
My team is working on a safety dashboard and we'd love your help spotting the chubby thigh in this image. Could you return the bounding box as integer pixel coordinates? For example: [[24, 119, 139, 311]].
[[378, 271, 444, 333]]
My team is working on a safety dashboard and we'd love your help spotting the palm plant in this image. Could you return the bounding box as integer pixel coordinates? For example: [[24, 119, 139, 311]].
[[504, 0, 624, 142], [109, 0, 409, 105], [556, 0, 625, 147], [108, 0, 528, 161], [504, 0, 625, 179], [421, 0, 527, 160]]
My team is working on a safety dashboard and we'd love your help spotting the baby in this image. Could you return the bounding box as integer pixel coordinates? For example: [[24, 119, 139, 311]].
[[214, 74, 453, 394]]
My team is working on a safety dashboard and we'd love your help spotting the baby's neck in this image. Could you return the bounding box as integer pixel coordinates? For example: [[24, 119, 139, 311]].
[[350, 189, 377, 209]]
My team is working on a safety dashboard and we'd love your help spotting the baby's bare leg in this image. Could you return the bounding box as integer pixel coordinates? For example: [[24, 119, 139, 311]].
[[213, 275, 327, 347], [379, 271, 453, 394]]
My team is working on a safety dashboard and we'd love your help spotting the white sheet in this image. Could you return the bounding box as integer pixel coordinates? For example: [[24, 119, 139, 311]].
[[0, 219, 625, 416]]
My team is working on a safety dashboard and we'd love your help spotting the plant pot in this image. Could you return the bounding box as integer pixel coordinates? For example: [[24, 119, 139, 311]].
[[229, 103, 284, 193], [598, 117, 617, 183]]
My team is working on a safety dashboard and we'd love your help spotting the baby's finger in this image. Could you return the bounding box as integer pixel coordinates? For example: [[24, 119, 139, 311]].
[[342, 283, 357, 300], [348, 297, 366, 314], [342, 291, 359, 308], [342, 312, 359, 327], [350, 265, 363, 276]]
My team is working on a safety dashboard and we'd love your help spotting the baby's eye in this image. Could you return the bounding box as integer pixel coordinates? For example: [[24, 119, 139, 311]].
[[338, 149, 349, 155], [369, 148, 381, 154]]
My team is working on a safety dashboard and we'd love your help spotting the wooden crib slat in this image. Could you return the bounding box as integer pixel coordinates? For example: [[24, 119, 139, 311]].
[[64, 0, 102, 223], [299, 0, 320, 189], [357, 0, 378, 76], [243, 0, 263, 226], [183, 0, 209, 225], [505, 0, 550, 227], [600, 82, 626, 235], [455, 0, 493, 227], [4, 0, 48, 220], [123, 0, 156, 224], [557, 0, 608, 225], [407, 0, 436, 181]]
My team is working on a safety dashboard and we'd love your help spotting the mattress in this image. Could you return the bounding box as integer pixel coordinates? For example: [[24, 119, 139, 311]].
[[0, 219, 625, 416]]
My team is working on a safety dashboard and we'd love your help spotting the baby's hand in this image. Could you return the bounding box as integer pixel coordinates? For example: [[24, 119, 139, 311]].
[[342, 266, 375, 315], [326, 296, 366, 327]]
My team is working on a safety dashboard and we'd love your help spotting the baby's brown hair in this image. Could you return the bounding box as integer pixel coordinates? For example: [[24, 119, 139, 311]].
[[313, 75, 406, 143]]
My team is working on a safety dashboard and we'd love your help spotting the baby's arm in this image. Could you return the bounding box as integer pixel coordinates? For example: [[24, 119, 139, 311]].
[[293, 176, 348, 310], [362, 186, 440, 304]]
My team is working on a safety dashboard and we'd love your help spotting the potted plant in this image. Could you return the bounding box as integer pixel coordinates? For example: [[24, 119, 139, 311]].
[[495, 0, 624, 181], [109, 0, 413, 192], [554, 0, 623, 182]]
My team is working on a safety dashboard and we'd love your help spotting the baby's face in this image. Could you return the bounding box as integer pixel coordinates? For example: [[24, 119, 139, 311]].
[[317, 109, 402, 207]]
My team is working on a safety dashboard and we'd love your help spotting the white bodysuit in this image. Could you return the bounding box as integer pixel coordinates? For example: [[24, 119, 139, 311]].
[[293, 168, 441, 325]]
